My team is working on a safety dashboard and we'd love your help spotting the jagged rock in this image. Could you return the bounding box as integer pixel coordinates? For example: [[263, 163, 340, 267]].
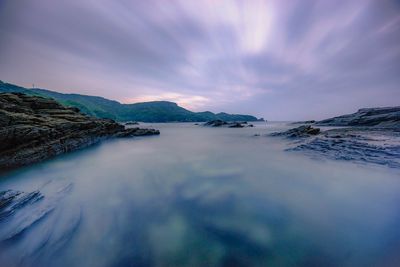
[[203, 120, 250, 128], [270, 125, 320, 138], [316, 107, 400, 128], [204, 120, 228, 127], [0, 93, 159, 171]]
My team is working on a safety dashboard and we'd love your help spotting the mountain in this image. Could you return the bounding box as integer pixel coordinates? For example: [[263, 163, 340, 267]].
[[0, 80, 260, 122]]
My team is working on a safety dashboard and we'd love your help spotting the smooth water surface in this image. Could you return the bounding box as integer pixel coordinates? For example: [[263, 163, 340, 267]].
[[1, 122, 400, 267]]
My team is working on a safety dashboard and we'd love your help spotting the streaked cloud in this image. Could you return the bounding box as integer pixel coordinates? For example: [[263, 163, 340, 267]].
[[0, 0, 399, 119]]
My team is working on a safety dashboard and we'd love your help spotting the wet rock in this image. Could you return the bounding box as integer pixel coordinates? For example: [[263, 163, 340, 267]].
[[0, 183, 82, 263], [115, 127, 160, 137], [203, 120, 249, 128], [0, 93, 160, 171], [229, 122, 245, 128], [291, 120, 316, 125], [288, 128, 400, 168], [316, 107, 400, 128], [271, 109, 400, 168], [204, 120, 228, 127], [124, 121, 139, 125], [270, 125, 320, 138]]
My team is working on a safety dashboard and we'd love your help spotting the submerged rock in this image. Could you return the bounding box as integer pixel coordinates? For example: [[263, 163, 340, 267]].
[[0, 183, 82, 265], [291, 120, 316, 125], [124, 121, 139, 125], [270, 125, 320, 138], [0, 93, 159, 171], [229, 122, 245, 128]]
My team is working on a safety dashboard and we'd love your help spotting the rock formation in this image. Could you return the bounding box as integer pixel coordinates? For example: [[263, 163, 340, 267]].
[[203, 120, 253, 128], [270, 125, 320, 138], [316, 107, 400, 128], [0, 93, 159, 171], [270, 107, 400, 168]]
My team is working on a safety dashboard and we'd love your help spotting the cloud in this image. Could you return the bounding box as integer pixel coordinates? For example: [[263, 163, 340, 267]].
[[0, 0, 399, 119]]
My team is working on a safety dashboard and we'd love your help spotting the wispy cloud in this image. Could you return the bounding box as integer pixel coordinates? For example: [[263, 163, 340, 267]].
[[0, 0, 399, 119]]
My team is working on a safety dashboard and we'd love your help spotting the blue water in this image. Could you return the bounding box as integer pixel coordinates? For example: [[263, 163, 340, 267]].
[[0, 122, 400, 267]]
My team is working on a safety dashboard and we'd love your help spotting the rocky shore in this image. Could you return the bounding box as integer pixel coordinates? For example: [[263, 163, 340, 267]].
[[271, 107, 400, 168], [316, 107, 400, 128], [0, 93, 159, 171]]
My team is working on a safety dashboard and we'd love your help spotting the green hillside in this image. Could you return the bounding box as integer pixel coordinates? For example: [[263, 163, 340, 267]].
[[0, 80, 260, 122]]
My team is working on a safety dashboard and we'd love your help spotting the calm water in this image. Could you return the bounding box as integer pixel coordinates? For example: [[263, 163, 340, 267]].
[[1, 122, 400, 267]]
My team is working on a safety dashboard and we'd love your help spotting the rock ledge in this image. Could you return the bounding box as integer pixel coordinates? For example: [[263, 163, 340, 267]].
[[0, 93, 159, 171]]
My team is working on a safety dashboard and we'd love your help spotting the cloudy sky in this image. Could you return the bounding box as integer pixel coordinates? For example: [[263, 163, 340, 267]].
[[0, 0, 399, 120]]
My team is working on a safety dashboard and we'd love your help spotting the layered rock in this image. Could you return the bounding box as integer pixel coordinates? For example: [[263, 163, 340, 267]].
[[316, 107, 400, 128], [288, 128, 400, 168], [0, 93, 159, 170], [270, 107, 400, 168], [270, 126, 399, 168]]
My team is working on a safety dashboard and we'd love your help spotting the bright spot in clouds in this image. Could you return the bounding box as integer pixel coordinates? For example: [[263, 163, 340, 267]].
[[125, 93, 210, 110]]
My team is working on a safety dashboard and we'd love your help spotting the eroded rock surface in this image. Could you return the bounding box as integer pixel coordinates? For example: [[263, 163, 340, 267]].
[[270, 107, 400, 168], [0, 93, 159, 170], [316, 107, 400, 128], [289, 128, 400, 168]]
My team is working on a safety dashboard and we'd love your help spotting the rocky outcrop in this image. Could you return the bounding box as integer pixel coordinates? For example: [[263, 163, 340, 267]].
[[270, 122, 400, 168], [203, 120, 253, 128], [0, 93, 159, 171], [269, 106, 400, 168], [316, 107, 400, 128], [124, 121, 139, 125], [270, 125, 320, 138], [288, 128, 400, 168]]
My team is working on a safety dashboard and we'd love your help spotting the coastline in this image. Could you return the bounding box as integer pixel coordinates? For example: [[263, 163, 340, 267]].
[[0, 93, 160, 172]]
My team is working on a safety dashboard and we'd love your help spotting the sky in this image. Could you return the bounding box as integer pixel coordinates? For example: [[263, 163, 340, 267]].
[[0, 0, 399, 120]]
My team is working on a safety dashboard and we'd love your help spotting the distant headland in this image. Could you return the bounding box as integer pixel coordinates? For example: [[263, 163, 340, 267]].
[[0, 80, 262, 123]]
